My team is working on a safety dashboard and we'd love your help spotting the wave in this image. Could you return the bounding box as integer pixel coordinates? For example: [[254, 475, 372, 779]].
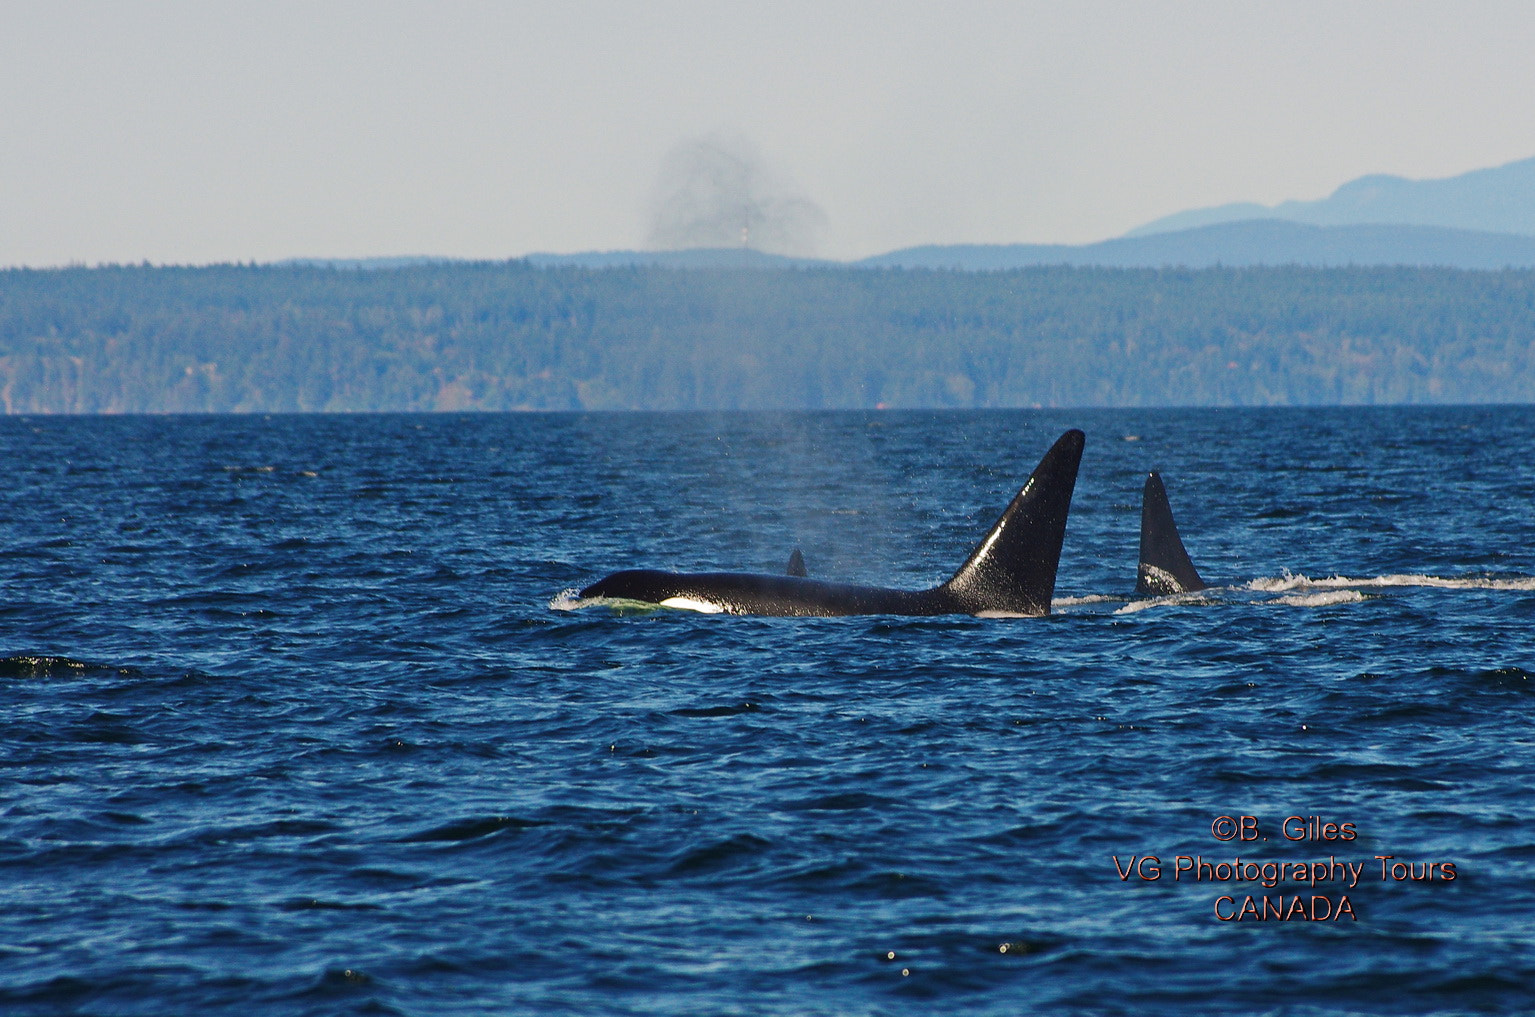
[[1052, 594, 1121, 608], [1269, 589, 1367, 608], [1113, 591, 1214, 614], [1109, 570, 1534, 614], [1249, 572, 1535, 592]]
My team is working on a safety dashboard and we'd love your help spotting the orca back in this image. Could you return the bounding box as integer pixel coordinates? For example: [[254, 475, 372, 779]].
[[577, 429, 1086, 618], [1136, 472, 1206, 595]]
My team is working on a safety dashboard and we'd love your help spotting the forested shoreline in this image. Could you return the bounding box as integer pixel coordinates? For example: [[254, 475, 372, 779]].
[[2, 260, 1533, 412]]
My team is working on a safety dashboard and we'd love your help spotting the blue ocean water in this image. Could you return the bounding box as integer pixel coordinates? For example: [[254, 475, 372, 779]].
[[1, 407, 1533, 1016]]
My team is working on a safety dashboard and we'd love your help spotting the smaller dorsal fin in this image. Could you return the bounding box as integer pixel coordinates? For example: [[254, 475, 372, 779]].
[[1136, 472, 1206, 595], [786, 548, 808, 577]]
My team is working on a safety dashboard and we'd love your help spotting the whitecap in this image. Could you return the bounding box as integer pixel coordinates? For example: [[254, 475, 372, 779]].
[[1052, 594, 1122, 607], [1250, 572, 1535, 593], [1270, 590, 1366, 608]]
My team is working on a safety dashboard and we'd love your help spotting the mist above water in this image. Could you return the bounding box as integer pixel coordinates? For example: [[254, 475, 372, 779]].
[[647, 132, 827, 256]]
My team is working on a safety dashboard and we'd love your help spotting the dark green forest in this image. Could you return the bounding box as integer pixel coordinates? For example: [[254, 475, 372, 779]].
[[2, 260, 1533, 412]]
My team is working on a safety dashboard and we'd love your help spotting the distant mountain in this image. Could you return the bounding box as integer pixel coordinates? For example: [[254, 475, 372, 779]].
[[857, 220, 1535, 271], [278, 249, 833, 271], [524, 248, 830, 269], [287, 156, 1535, 274], [1127, 155, 1535, 238], [854, 242, 1083, 270], [521, 221, 1535, 274], [279, 256, 455, 270], [279, 222, 1535, 276]]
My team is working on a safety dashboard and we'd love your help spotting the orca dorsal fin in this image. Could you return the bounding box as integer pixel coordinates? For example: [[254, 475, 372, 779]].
[[1136, 472, 1206, 596], [786, 548, 807, 577], [939, 428, 1084, 616]]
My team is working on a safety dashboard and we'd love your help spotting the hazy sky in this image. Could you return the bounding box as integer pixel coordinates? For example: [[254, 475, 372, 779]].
[[4, 1, 1534, 266]]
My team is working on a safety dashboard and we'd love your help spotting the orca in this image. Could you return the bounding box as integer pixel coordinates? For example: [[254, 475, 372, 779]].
[[786, 548, 807, 577], [1135, 471, 1206, 596], [578, 429, 1085, 617]]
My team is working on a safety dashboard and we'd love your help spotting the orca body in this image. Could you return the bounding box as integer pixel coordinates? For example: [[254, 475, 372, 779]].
[[1135, 472, 1206, 596], [579, 429, 1085, 617]]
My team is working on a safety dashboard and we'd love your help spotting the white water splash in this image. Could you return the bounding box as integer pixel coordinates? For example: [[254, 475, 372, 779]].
[[1053, 594, 1123, 608], [549, 590, 726, 615], [1270, 589, 1367, 608], [1113, 591, 1213, 615], [1249, 572, 1535, 593], [548, 589, 588, 611]]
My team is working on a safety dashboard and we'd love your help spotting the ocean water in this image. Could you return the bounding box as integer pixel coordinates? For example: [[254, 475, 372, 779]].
[[1, 407, 1533, 1016]]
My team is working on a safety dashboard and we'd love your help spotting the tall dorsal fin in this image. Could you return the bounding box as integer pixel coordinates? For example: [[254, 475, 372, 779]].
[[939, 429, 1084, 616], [786, 548, 807, 577], [1136, 472, 1206, 595]]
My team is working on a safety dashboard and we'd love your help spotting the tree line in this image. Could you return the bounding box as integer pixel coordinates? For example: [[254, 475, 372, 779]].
[[1, 260, 1533, 413]]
